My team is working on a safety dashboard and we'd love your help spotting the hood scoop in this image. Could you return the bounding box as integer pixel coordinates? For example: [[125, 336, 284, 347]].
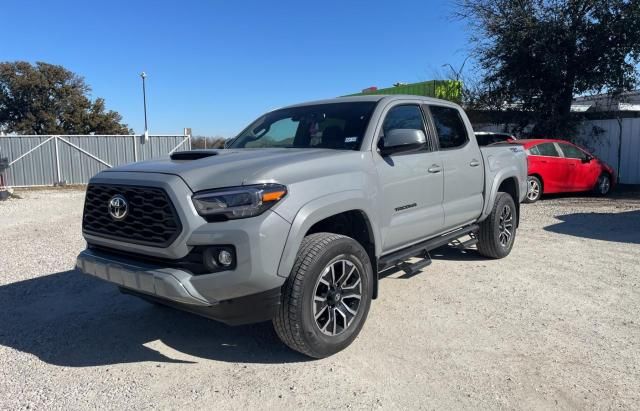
[[170, 150, 219, 161]]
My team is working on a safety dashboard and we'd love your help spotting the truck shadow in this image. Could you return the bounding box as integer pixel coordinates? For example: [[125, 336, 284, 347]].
[[544, 210, 640, 244], [429, 246, 487, 261], [0, 270, 309, 367]]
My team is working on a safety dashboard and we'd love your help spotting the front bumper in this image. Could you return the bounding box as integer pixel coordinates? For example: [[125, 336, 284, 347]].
[[76, 248, 281, 325], [77, 248, 210, 306], [81, 171, 292, 303]]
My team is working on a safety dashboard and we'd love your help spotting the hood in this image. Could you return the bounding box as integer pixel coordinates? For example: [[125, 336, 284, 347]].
[[103, 148, 359, 192]]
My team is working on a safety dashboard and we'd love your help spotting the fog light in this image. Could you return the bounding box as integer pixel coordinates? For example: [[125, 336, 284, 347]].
[[218, 250, 233, 267], [203, 248, 219, 271], [202, 246, 236, 272]]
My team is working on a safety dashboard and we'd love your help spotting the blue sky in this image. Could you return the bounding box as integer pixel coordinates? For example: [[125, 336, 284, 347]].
[[2, 0, 472, 137]]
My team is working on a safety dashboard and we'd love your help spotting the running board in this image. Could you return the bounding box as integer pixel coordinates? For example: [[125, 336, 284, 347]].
[[377, 224, 479, 272], [397, 252, 432, 278], [453, 237, 479, 250]]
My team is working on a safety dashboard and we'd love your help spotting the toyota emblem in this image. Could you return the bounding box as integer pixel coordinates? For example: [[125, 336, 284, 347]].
[[108, 195, 128, 220]]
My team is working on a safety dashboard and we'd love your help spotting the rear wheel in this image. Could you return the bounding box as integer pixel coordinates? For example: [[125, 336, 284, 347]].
[[273, 233, 374, 358], [477, 192, 517, 259], [594, 173, 611, 196], [524, 176, 542, 203]]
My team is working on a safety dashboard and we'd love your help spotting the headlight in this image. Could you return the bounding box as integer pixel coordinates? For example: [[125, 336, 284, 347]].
[[192, 184, 287, 220]]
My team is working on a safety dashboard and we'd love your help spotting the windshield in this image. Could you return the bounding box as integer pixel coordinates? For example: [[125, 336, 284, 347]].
[[228, 102, 377, 150]]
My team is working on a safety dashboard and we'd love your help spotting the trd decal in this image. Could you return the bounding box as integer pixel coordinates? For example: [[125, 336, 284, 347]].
[[394, 203, 417, 212]]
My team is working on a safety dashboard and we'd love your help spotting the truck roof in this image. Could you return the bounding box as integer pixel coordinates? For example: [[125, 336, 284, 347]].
[[281, 94, 460, 109]]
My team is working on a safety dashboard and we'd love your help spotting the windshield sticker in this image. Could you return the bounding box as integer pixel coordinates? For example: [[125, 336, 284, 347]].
[[345, 136, 357, 143]]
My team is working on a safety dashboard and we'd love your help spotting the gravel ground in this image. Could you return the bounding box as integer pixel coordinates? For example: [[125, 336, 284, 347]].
[[1, 188, 639, 410]]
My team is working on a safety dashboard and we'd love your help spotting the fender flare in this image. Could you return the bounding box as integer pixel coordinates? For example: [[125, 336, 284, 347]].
[[479, 168, 523, 223], [276, 190, 380, 278]]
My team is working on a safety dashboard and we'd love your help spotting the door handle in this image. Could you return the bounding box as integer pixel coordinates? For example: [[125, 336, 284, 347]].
[[428, 164, 442, 174], [469, 159, 481, 167]]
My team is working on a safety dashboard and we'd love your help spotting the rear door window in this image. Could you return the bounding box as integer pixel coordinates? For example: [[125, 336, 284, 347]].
[[429, 105, 469, 149], [534, 143, 560, 157]]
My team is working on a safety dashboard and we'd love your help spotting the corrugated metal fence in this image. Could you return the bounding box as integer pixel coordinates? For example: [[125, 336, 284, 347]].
[[576, 118, 640, 185], [0, 134, 191, 187]]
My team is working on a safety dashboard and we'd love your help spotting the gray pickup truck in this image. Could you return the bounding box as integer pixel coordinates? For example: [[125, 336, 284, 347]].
[[76, 95, 527, 358]]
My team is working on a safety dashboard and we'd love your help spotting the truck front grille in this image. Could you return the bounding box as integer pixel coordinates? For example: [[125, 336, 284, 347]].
[[82, 184, 182, 247]]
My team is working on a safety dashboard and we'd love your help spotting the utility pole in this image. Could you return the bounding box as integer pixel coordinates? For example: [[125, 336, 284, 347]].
[[442, 56, 471, 81], [140, 72, 149, 143]]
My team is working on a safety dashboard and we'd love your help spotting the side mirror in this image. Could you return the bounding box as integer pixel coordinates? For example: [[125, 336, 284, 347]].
[[582, 155, 593, 163], [379, 129, 426, 156]]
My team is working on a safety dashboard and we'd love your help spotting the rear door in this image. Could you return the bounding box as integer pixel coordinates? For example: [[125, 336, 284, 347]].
[[373, 103, 444, 252], [426, 104, 484, 230], [528, 142, 565, 193]]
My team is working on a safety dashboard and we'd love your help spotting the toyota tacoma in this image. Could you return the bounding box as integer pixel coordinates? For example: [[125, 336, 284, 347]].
[[76, 95, 527, 358]]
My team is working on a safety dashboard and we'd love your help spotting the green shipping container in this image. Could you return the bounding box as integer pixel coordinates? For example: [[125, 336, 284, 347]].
[[347, 80, 462, 103]]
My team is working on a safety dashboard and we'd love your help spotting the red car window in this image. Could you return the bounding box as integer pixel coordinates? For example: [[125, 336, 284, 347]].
[[534, 143, 560, 157], [558, 143, 587, 160]]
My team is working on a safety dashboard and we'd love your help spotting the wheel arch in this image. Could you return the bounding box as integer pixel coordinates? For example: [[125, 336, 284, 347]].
[[277, 191, 380, 297], [480, 170, 525, 225], [599, 170, 613, 183]]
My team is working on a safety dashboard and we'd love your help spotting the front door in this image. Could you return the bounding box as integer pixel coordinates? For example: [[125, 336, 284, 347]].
[[373, 103, 444, 253], [556, 142, 600, 191]]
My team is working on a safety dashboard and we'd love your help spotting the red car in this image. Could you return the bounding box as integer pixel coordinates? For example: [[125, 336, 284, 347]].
[[511, 139, 615, 203]]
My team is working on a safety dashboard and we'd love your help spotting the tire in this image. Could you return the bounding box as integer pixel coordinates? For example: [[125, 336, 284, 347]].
[[523, 176, 542, 203], [477, 192, 517, 259], [273, 233, 374, 358], [594, 173, 612, 196]]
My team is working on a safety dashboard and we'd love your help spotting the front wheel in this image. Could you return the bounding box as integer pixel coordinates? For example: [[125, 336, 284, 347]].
[[273, 233, 374, 358], [594, 173, 612, 196], [477, 192, 517, 259]]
